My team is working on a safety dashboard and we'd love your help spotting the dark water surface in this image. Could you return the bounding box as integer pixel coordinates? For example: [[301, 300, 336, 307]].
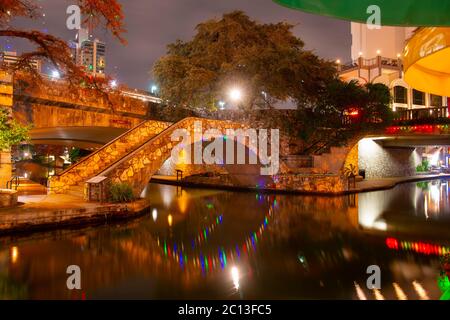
[[1, 179, 450, 300]]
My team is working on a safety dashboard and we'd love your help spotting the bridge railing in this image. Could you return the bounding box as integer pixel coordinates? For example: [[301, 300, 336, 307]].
[[13, 72, 150, 116], [393, 106, 448, 121]]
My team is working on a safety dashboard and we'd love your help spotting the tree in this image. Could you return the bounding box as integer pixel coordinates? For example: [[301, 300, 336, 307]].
[[153, 11, 336, 112], [0, 108, 29, 150], [295, 79, 392, 154], [0, 0, 126, 85]]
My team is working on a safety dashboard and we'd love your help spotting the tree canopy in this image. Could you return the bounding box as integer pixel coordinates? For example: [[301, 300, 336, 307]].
[[153, 11, 336, 111], [294, 79, 392, 154], [0, 0, 126, 84]]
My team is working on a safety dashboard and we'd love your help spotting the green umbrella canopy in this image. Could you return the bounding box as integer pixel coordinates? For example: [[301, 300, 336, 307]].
[[274, 0, 450, 26]]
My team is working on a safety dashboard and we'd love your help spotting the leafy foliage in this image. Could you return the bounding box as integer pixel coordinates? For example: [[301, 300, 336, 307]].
[[343, 164, 358, 178], [108, 182, 135, 203], [153, 11, 336, 112], [69, 147, 82, 164], [416, 159, 430, 172], [0, 108, 30, 150], [294, 79, 392, 154]]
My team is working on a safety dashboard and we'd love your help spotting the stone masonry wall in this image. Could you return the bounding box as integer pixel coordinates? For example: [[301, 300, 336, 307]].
[[183, 173, 347, 194], [358, 138, 422, 179], [0, 151, 12, 189]]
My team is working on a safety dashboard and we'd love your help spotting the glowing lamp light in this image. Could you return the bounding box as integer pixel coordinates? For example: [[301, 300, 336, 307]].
[[51, 70, 60, 79], [376, 49, 381, 55], [168, 214, 173, 227], [152, 208, 158, 222], [229, 88, 242, 102], [11, 246, 18, 264], [231, 266, 240, 290], [151, 85, 158, 94], [110, 80, 118, 88], [336, 59, 341, 64], [218, 101, 226, 110]]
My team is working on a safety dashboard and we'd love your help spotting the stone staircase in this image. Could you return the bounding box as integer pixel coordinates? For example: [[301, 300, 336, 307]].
[[91, 117, 246, 198], [49, 120, 171, 194], [10, 178, 47, 195]]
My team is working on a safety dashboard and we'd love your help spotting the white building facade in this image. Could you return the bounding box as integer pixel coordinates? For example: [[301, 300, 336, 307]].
[[340, 23, 449, 120]]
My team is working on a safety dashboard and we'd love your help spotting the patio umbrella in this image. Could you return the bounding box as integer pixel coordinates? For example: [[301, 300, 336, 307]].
[[403, 27, 450, 97], [273, 0, 450, 26]]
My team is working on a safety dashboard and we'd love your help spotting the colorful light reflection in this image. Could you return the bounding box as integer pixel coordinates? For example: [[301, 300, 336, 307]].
[[386, 237, 450, 256]]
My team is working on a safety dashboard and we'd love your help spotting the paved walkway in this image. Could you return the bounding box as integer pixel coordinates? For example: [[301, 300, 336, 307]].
[[0, 192, 149, 233], [352, 173, 450, 193]]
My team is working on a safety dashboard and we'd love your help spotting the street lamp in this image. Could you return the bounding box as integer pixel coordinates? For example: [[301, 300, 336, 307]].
[[228, 88, 242, 102], [151, 85, 158, 94], [218, 101, 226, 110], [110, 80, 118, 89], [51, 70, 60, 79]]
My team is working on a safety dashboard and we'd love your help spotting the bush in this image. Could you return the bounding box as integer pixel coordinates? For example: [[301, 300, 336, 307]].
[[416, 160, 430, 173], [422, 160, 430, 171], [108, 183, 135, 203]]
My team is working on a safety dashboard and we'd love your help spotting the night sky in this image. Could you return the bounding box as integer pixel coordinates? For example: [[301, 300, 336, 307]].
[[5, 0, 351, 90]]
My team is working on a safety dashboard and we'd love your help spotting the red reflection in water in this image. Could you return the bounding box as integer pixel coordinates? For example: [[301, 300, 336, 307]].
[[386, 237, 450, 256]]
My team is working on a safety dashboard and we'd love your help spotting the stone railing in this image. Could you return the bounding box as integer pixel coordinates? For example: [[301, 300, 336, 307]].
[[49, 120, 171, 194], [13, 72, 150, 116], [97, 117, 247, 197]]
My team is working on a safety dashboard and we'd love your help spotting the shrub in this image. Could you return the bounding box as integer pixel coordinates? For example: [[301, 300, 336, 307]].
[[422, 160, 430, 171], [416, 160, 430, 173], [108, 183, 135, 203]]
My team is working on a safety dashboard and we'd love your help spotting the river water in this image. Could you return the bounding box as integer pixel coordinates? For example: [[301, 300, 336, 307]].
[[1, 180, 450, 300]]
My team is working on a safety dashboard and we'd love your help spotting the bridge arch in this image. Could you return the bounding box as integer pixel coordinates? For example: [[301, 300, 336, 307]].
[[99, 118, 279, 197]]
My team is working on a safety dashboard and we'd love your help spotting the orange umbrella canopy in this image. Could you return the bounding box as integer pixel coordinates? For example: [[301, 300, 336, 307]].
[[403, 28, 450, 97]]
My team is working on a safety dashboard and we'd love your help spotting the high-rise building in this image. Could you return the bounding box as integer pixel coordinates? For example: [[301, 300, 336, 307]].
[[339, 23, 448, 117], [0, 51, 41, 72], [71, 28, 106, 77]]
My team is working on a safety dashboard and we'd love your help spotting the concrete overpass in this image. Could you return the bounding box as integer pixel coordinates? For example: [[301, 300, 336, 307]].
[[29, 126, 127, 149]]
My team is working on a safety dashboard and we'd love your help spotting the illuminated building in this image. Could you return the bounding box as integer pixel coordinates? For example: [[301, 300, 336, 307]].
[[70, 28, 106, 77], [339, 23, 449, 119], [0, 51, 41, 72]]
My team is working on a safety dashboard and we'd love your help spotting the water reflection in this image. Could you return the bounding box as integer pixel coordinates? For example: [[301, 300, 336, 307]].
[[1, 180, 450, 299], [358, 179, 450, 235]]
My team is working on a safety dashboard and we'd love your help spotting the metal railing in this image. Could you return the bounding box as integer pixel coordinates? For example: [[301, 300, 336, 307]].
[[6, 176, 19, 190], [339, 56, 402, 73], [394, 107, 448, 121]]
